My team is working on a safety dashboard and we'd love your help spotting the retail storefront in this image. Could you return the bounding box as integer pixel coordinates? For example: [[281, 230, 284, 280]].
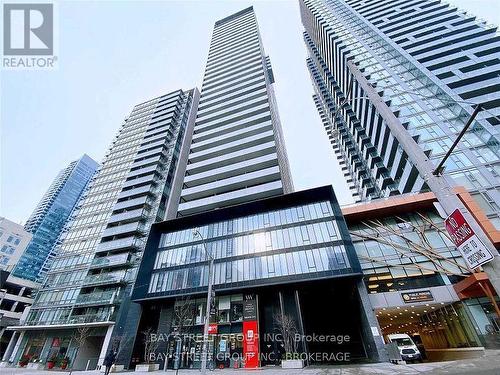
[[5, 325, 111, 370]]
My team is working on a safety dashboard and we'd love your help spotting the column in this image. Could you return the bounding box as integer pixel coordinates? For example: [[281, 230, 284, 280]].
[[294, 290, 309, 363], [356, 279, 388, 362], [1, 331, 18, 363], [97, 325, 115, 368], [8, 331, 25, 363]]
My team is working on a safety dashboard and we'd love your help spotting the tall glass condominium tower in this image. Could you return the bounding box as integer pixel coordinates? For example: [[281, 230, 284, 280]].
[[177, 6, 293, 217], [301, 0, 500, 226], [14, 89, 199, 368], [12, 155, 98, 282]]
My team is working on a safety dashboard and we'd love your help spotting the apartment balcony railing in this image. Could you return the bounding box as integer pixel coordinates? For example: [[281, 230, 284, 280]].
[[101, 222, 147, 238], [117, 185, 154, 200], [121, 174, 157, 189], [107, 208, 148, 224], [74, 290, 119, 307], [113, 196, 153, 211], [89, 253, 133, 269], [82, 271, 128, 287], [95, 237, 144, 253], [26, 311, 113, 326]]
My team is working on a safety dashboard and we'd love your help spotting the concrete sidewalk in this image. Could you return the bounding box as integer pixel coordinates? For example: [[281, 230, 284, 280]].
[[2, 351, 500, 375]]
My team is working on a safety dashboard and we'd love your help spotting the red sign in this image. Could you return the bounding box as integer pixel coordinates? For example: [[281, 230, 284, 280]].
[[444, 209, 494, 269], [208, 324, 218, 334], [243, 320, 259, 368], [445, 209, 474, 247]]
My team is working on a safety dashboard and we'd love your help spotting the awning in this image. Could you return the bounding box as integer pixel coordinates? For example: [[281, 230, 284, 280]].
[[453, 272, 496, 299], [454, 272, 499, 318]]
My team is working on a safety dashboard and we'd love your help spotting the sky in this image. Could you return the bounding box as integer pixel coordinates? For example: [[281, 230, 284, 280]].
[[1, 0, 499, 225]]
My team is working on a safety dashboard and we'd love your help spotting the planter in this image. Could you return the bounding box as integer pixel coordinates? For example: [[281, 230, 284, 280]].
[[61, 362, 68, 369], [281, 359, 304, 369], [135, 363, 160, 372], [100, 364, 125, 373], [27, 363, 44, 370], [47, 361, 55, 370]]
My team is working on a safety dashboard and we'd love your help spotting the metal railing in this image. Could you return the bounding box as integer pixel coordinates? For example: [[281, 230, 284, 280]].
[[82, 270, 128, 286], [74, 290, 118, 306], [90, 253, 131, 269]]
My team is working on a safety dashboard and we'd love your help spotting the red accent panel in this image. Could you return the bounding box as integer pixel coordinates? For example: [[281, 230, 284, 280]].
[[208, 324, 218, 334], [243, 320, 259, 368]]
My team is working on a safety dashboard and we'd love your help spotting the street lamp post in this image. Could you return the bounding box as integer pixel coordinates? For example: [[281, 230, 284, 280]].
[[193, 228, 214, 375]]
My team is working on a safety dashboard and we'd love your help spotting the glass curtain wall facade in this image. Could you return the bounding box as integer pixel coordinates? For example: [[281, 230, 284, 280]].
[[8, 89, 199, 371], [12, 155, 98, 282], [178, 7, 293, 217], [148, 198, 351, 296], [301, 0, 500, 225]]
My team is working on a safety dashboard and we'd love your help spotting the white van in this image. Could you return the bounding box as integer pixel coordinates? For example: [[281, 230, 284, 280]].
[[386, 334, 422, 362]]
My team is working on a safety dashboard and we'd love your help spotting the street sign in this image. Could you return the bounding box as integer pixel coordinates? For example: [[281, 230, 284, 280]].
[[444, 209, 494, 269]]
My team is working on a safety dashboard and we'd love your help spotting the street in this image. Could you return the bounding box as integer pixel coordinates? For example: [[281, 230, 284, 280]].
[[2, 350, 500, 375]]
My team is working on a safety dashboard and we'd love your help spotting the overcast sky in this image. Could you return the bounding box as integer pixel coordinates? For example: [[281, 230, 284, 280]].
[[1, 0, 499, 225]]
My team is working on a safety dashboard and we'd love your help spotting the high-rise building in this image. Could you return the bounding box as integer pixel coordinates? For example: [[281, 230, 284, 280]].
[[4, 89, 199, 370], [123, 8, 384, 370], [0, 218, 32, 272], [12, 155, 98, 282], [177, 6, 293, 217], [301, 0, 500, 227]]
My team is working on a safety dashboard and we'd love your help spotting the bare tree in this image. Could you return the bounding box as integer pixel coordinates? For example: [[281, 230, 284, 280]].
[[142, 328, 161, 364], [68, 326, 92, 374], [273, 312, 299, 356], [173, 296, 195, 337], [351, 212, 471, 277], [172, 296, 195, 369]]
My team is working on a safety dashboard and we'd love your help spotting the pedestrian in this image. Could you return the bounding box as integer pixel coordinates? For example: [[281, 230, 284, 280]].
[[103, 350, 117, 375]]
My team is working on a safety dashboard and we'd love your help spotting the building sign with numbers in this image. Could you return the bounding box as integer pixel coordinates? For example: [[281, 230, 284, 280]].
[[444, 209, 494, 269]]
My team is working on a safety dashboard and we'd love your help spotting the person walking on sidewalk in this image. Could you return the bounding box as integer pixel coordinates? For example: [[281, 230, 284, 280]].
[[103, 350, 117, 375]]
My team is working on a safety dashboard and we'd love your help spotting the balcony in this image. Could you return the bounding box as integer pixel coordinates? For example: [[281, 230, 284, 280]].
[[75, 290, 119, 307], [107, 208, 147, 224], [96, 237, 144, 253], [127, 164, 157, 179], [26, 310, 113, 326], [113, 196, 152, 211], [83, 271, 128, 287], [90, 253, 133, 269], [117, 185, 154, 200], [130, 154, 162, 170], [121, 174, 157, 189], [101, 222, 147, 238]]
